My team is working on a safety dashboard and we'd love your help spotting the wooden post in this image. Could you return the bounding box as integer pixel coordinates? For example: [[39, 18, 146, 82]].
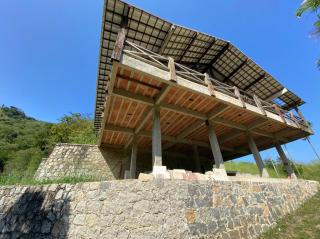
[[207, 121, 224, 169], [290, 112, 301, 128], [152, 107, 162, 167], [204, 73, 215, 97], [129, 136, 138, 179], [273, 104, 286, 123], [168, 57, 177, 82], [294, 107, 306, 122], [253, 94, 266, 116], [247, 134, 269, 177], [193, 145, 202, 173], [111, 15, 128, 61], [275, 143, 297, 179], [234, 86, 245, 108]]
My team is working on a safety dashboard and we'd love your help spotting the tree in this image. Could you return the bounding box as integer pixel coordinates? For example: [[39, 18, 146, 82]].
[[296, 0, 320, 68], [50, 113, 97, 145]]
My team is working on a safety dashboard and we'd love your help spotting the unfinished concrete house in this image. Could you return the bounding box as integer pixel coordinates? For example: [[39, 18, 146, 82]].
[[35, 0, 312, 181], [91, 0, 312, 180]]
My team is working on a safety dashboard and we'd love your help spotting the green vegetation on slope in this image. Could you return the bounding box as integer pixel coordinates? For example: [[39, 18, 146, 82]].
[[224, 159, 307, 179], [0, 105, 97, 184]]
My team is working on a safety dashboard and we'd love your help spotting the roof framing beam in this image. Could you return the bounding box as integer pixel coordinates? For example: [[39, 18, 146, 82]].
[[264, 87, 288, 102], [243, 73, 266, 91], [178, 32, 199, 62], [223, 59, 247, 83], [202, 42, 230, 73], [159, 25, 176, 55], [195, 38, 216, 64]]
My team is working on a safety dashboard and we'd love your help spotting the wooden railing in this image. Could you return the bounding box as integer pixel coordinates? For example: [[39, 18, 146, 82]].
[[122, 40, 309, 129]]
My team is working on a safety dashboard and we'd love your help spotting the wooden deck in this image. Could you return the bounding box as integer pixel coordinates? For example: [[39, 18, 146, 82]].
[[98, 42, 311, 161]]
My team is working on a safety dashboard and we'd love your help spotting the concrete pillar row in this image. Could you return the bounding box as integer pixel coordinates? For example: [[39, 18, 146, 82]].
[[247, 134, 269, 177], [275, 143, 297, 179]]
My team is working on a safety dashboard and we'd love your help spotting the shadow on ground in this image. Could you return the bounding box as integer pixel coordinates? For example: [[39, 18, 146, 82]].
[[0, 189, 70, 238]]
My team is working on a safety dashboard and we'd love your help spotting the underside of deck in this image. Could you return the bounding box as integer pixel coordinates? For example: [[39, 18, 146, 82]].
[[98, 53, 311, 162]]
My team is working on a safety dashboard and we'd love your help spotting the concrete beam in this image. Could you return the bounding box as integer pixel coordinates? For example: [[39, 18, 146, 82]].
[[159, 102, 207, 120], [112, 88, 154, 106]]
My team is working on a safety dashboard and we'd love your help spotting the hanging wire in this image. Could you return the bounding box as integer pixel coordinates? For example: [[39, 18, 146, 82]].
[[305, 137, 320, 161]]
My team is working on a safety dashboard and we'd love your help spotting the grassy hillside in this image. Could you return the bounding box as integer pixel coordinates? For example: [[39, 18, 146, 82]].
[[0, 106, 52, 177], [0, 105, 97, 183], [225, 160, 320, 181]]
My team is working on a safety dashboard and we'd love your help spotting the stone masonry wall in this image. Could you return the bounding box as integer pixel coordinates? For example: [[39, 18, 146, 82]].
[[0, 179, 318, 238], [35, 144, 129, 181], [34, 143, 211, 181]]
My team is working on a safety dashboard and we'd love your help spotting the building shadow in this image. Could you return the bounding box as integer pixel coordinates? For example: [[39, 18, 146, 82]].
[[0, 189, 70, 238]]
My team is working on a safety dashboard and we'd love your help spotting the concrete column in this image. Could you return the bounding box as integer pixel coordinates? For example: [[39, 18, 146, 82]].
[[247, 135, 269, 177], [207, 121, 224, 169], [275, 143, 297, 179], [152, 107, 162, 167], [129, 136, 138, 179], [151, 107, 169, 178], [193, 145, 201, 173]]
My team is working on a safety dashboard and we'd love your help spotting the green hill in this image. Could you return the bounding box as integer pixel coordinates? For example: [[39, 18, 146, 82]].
[[0, 106, 53, 177], [0, 105, 97, 183]]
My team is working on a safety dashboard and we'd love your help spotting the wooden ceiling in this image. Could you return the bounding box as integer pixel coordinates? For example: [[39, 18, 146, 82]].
[[99, 64, 310, 161]]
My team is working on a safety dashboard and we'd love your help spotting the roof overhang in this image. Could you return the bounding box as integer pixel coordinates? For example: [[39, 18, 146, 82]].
[[94, 0, 305, 130]]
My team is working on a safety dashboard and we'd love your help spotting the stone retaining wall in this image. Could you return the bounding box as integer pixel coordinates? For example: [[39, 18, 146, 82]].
[[0, 179, 318, 238], [34, 143, 214, 181], [34, 144, 129, 181]]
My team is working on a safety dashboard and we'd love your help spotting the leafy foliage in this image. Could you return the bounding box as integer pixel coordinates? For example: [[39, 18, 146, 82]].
[[296, 0, 320, 68], [0, 105, 97, 182]]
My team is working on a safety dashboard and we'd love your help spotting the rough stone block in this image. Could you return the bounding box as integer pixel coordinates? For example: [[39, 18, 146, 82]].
[[138, 173, 154, 182]]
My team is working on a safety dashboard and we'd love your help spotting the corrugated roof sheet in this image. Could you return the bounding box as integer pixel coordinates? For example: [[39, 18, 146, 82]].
[[94, 0, 305, 129]]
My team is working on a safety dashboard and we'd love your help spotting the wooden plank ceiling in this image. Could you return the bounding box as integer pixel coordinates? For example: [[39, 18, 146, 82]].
[[100, 65, 309, 161]]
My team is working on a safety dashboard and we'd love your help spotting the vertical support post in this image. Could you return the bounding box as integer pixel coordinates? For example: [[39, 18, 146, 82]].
[[168, 57, 177, 82], [129, 136, 138, 179], [111, 12, 128, 61], [193, 145, 201, 173], [247, 135, 269, 177], [234, 86, 246, 108], [207, 121, 224, 169], [275, 143, 297, 179], [253, 94, 266, 116], [294, 107, 306, 123], [152, 107, 162, 167], [290, 112, 301, 128], [273, 104, 286, 123], [204, 73, 215, 96]]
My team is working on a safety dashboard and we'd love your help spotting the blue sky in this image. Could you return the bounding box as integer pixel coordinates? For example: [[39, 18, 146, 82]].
[[0, 0, 319, 163]]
